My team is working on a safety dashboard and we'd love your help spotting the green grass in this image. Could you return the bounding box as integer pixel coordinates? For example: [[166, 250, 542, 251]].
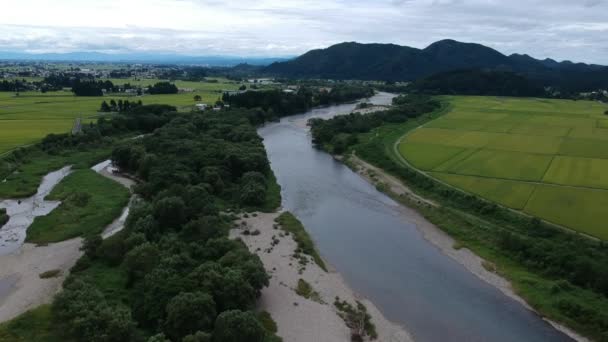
[[441, 149, 553, 182], [398, 142, 464, 170], [295, 278, 323, 303], [0, 305, 66, 342], [0, 78, 240, 155], [542, 156, 608, 189], [524, 185, 608, 240], [431, 172, 537, 210], [399, 96, 608, 238], [275, 212, 327, 271], [26, 169, 130, 243], [0, 147, 113, 198]]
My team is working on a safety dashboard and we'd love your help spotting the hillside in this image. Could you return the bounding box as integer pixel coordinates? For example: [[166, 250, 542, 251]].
[[264, 40, 608, 92]]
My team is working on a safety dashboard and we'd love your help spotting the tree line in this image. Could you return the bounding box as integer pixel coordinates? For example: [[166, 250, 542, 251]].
[[100, 99, 144, 112], [222, 84, 374, 123], [309, 95, 440, 154]]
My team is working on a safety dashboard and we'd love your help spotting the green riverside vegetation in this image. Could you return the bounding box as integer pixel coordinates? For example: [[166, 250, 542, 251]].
[[310, 95, 608, 341], [0, 103, 287, 342], [0, 208, 8, 227], [276, 212, 327, 271], [26, 169, 130, 243], [0, 147, 113, 198]]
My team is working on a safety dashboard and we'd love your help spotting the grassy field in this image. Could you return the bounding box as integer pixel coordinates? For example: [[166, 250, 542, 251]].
[[0, 78, 240, 155], [26, 169, 130, 243], [0, 305, 65, 342], [399, 96, 608, 239]]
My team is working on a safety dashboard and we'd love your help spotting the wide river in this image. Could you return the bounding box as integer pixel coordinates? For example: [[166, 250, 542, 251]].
[[258, 92, 572, 342]]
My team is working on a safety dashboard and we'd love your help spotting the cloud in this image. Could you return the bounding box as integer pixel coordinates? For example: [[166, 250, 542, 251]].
[[0, 0, 606, 64]]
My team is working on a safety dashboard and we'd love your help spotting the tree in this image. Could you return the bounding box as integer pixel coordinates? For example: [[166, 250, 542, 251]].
[[183, 331, 212, 342], [148, 82, 179, 95], [53, 280, 136, 342], [194, 95, 202, 102], [110, 99, 118, 111], [212, 310, 265, 342], [153, 196, 187, 228], [164, 292, 216, 340], [124, 242, 160, 282], [239, 85, 246, 91], [100, 100, 111, 112], [239, 171, 267, 205]]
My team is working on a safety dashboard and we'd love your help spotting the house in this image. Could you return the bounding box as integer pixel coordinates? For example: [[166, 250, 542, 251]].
[[195, 103, 208, 110]]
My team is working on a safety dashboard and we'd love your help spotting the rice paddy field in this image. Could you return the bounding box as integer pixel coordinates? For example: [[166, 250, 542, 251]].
[[0, 78, 240, 155], [399, 96, 608, 240]]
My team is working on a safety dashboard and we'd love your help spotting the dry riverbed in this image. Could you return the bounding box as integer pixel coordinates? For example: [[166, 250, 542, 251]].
[[348, 154, 589, 342], [230, 211, 413, 342]]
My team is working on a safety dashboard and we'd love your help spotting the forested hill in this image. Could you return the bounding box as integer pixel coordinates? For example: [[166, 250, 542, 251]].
[[407, 69, 546, 97], [264, 40, 608, 92]]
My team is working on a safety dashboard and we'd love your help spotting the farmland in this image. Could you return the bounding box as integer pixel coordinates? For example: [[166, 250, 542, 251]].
[[399, 96, 608, 239], [0, 78, 240, 155]]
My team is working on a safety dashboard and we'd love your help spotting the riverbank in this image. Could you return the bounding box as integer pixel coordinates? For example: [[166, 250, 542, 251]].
[[230, 211, 413, 342], [346, 154, 589, 342], [0, 238, 82, 322], [0, 160, 134, 323]]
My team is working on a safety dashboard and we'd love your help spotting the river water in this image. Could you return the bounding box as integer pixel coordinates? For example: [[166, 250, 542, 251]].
[[258, 93, 572, 342]]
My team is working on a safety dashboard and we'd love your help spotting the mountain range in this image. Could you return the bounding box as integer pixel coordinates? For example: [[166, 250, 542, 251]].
[[264, 40, 608, 92]]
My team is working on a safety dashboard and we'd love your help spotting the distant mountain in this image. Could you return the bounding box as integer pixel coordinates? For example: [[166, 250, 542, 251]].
[[264, 40, 608, 92], [0, 51, 290, 66]]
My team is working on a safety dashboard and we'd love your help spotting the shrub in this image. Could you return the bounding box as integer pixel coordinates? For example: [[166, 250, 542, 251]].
[[39, 269, 62, 279]]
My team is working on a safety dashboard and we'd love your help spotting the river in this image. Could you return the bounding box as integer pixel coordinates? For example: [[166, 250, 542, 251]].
[[258, 92, 572, 342]]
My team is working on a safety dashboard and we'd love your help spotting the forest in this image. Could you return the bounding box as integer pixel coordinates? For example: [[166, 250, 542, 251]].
[[405, 69, 546, 97], [309, 95, 440, 153], [18, 104, 284, 342], [222, 84, 374, 123]]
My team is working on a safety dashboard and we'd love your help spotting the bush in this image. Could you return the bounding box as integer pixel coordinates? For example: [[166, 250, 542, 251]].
[[212, 310, 265, 342], [39, 269, 61, 279]]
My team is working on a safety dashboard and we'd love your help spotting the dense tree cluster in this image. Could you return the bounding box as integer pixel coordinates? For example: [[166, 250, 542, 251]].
[[72, 79, 115, 96], [309, 95, 440, 154], [0, 79, 33, 92], [46, 104, 282, 341], [222, 85, 374, 122], [100, 99, 143, 112], [147, 82, 179, 94], [406, 69, 545, 97]]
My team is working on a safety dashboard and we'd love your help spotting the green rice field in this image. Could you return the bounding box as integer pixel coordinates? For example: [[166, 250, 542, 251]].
[[0, 78, 240, 155], [399, 96, 608, 240]]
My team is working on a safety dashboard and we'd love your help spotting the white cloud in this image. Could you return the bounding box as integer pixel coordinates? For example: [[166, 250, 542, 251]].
[[0, 0, 606, 63]]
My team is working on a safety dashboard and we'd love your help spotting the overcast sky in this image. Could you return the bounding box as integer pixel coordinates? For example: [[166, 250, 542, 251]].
[[1, 0, 606, 64]]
